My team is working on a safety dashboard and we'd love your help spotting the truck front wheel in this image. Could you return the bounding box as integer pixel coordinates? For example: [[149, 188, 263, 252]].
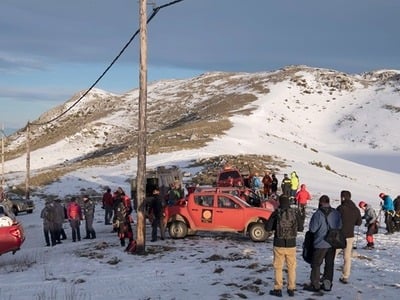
[[248, 223, 268, 242], [169, 221, 188, 239]]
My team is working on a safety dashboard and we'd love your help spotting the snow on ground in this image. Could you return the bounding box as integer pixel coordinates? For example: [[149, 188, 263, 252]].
[[1, 196, 399, 300], [1, 70, 400, 299]]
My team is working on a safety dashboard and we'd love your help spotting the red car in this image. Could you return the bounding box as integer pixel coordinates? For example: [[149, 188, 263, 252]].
[[164, 188, 275, 242], [0, 206, 25, 255]]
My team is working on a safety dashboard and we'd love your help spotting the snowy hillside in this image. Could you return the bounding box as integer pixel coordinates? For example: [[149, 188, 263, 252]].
[[1, 66, 400, 300]]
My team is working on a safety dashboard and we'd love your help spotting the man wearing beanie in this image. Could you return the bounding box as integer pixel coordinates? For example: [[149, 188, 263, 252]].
[[336, 190, 362, 284], [266, 194, 303, 297]]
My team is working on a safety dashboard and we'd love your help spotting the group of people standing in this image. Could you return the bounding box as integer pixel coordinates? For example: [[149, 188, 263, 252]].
[[266, 188, 399, 298], [40, 195, 95, 246]]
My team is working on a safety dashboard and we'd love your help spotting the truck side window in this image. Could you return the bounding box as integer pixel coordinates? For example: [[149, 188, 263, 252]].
[[218, 196, 236, 208]]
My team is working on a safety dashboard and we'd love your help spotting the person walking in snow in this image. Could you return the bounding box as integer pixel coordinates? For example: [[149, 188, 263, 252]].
[[379, 192, 395, 234], [358, 201, 378, 249], [336, 190, 362, 284]]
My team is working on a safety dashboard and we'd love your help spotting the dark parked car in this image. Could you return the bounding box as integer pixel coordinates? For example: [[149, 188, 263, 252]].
[[0, 205, 25, 255], [6, 193, 35, 216]]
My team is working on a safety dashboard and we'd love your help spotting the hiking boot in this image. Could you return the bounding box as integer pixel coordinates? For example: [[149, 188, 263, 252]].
[[303, 284, 320, 292], [339, 277, 348, 284], [269, 289, 282, 297], [321, 279, 332, 291], [287, 289, 295, 297]]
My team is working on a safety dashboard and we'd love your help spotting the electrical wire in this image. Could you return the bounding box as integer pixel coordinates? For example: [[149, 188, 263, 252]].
[[30, 0, 184, 127]]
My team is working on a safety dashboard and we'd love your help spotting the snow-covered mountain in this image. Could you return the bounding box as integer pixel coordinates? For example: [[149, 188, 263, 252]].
[[2, 66, 400, 300], [3, 65, 400, 200]]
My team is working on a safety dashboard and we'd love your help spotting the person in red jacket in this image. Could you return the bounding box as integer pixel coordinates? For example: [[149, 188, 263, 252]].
[[295, 184, 311, 229], [67, 197, 83, 242], [102, 188, 114, 225]]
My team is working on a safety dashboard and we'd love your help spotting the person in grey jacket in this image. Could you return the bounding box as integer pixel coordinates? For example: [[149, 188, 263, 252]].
[[82, 195, 96, 239], [304, 195, 342, 292], [358, 201, 378, 249]]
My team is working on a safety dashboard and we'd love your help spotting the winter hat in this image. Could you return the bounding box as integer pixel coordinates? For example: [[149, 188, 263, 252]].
[[379, 192, 385, 199], [358, 201, 366, 208], [279, 194, 290, 209]]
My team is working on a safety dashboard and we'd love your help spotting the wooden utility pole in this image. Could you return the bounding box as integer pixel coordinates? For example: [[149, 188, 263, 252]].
[[25, 122, 31, 200], [136, 0, 148, 254]]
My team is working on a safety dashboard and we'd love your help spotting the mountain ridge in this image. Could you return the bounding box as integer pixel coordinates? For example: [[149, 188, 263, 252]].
[[3, 65, 400, 190]]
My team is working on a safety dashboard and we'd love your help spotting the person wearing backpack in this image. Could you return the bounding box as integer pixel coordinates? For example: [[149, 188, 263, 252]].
[[379, 192, 395, 234], [336, 190, 362, 284], [113, 191, 134, 247], [266, 194, 303, 297], [303, 195, 342, 293]]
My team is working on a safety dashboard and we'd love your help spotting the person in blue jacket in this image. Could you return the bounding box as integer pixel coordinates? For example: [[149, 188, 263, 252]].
[[303, 195, 342, 293], [379, 192, 395, 234]]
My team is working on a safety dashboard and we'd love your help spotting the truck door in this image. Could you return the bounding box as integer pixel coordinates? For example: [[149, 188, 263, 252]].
[[190, 194, 216, 229], [213, 195, 244, 231]]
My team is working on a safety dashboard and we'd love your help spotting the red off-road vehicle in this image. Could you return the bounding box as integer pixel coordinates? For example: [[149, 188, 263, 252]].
[[216, 166, 244, 187], [164, 188, 275, 242]]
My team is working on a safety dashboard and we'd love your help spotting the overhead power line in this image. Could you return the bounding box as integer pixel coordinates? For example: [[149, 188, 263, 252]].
[[30, 0, 184, 127]]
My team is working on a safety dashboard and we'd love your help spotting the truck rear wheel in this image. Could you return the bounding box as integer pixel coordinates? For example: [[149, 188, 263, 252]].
[[249, 223, 268, 242], [169, 221, 188, 239]]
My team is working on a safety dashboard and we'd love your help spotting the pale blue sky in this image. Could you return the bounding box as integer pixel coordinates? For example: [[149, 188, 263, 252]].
[[1, 0, 399, 130]]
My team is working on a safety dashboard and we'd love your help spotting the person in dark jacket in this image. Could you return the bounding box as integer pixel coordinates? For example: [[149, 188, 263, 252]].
[[304, 195, 342, 292], [379, 192, 395, 234], [82, 195, 96, 239], [281, 174, 291, 197], [40, 200, 57, 247], [271, 174, 278, 195], [53, 199, 67, 243], [148, 188, 165, 242], [112, 191, 134, 247], [336, 190, 362, 284], [266, 194, 303, 297]]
